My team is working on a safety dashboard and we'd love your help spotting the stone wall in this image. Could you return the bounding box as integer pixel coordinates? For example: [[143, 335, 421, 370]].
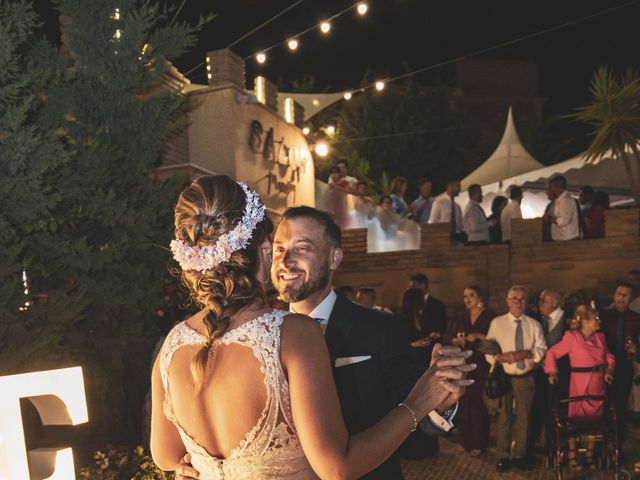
[[334, 209, 640, 319]]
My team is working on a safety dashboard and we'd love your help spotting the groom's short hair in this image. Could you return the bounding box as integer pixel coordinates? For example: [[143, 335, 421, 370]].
[[281, 206, 342, 248]]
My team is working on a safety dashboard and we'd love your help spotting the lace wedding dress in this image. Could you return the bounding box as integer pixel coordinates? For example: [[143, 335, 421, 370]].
[[159, 310, 317, 479]]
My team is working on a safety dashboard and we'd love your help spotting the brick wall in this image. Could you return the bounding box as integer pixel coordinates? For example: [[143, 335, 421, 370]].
[[334, 209, 640, 320]]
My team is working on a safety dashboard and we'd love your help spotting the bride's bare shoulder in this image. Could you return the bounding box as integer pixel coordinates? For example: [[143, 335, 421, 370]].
[[181, 308, 209, 335], [280, 313, 323, 344]]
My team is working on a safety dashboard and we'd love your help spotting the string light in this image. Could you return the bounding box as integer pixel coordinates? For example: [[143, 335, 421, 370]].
[[302, 127, 310, 135], [375, 80, 385, 91], [113, 29, 122, 40], [18, 268, 30, 312], [315, 142, 329, 157], [343, 92, 352, 100], [320, 21, 331, 34], [256, 52, 267, 64], [287, 38, 299, 50], [111, 8, 121, 20], [312, 99, 320, 106], [326, 125, 336, 135], [357, 2, 368, 15]]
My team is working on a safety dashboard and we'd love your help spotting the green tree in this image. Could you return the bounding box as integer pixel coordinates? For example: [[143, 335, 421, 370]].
[[569, 66, 640, 205], [324, 79, 482, 197], [0, 0, 208, 442], [0, 0, 68, 367]]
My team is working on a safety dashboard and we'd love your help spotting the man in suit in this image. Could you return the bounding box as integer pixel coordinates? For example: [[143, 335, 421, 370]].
[[599, 282, 640, 453], [528, 289, 566, 458], [175, 207, 473, 480], [409, 273, 448, 339]]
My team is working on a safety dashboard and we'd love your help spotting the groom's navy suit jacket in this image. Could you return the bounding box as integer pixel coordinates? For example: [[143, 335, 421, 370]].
[[325, 293, 426, 480]]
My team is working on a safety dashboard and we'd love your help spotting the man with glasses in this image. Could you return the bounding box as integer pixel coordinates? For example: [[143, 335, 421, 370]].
[[485, 286, 547, 472]]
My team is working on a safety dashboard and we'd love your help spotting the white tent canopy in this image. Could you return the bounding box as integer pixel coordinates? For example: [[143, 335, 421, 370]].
[[461, 106, 544, 189], [278, 92, 345, 120], [459, 150, 638, 218]]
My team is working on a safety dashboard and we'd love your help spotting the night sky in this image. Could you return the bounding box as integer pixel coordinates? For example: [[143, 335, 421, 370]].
[[35, 0, 640, 149]]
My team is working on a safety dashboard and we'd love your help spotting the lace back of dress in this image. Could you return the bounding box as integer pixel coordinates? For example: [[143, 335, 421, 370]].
[[158, 310, 312, 480]]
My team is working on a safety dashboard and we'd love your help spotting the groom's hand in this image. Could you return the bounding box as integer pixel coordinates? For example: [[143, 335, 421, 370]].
[[175, 453, 200, 480]]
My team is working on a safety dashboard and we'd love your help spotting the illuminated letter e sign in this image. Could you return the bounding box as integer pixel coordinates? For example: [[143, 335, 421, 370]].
[[0, 367, 88, 480]]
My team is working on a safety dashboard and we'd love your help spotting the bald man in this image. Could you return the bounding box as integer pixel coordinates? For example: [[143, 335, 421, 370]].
[[528, 289, 566, 460], [538, 289, 566, 347]]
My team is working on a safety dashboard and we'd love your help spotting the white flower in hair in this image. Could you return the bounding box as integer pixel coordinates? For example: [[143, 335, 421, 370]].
[[170, 182, 266, 272]]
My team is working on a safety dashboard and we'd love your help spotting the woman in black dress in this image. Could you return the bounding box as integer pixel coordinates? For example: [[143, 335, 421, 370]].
[[449, 285, 495, 455]]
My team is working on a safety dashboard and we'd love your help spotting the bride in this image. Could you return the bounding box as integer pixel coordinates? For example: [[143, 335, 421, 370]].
[[151, 175, 472, 479]]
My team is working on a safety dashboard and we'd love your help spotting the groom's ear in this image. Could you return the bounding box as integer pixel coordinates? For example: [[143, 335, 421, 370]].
[[329, 247, 343, 271]]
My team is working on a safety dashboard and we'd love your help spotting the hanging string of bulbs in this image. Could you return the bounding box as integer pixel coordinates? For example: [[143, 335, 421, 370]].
[[249, 2, 369, 65]]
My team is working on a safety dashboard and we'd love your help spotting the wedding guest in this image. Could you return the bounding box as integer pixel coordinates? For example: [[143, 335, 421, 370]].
[[501, 186, 523, 243], [429, 180, 464, 243], [578, 185, 595, 219], [402, 287, 433, 364], [409, 178, 434, 224], [409, 274, 447, 341], [355, 287, 391, 312], [486, 285, 547, 472], [389, 176, 409, 216], [599, 282, 640, 451], [544, 305, 615, 471], [449, 286, 495, 455], [329, 160, 358, 190], [379, 195, 393, 211], [463, 184, 490, 245], [327, 166, 350, 227], [488, 195, 508, 243], [335, 285, 355, 302], [584, 190, 609, 239], [528, 289, 567, 457], [544, 176, 580, 241]]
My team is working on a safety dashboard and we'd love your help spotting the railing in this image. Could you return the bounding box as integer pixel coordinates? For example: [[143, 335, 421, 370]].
[[315, 180, 420, 253]]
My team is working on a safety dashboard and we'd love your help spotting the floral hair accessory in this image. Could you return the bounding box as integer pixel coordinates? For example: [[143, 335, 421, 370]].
[[170, 182, 266, 272]]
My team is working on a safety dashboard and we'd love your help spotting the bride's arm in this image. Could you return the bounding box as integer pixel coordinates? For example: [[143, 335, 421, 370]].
[[150, 358, 187, 471], [281, 315, 468, 480]]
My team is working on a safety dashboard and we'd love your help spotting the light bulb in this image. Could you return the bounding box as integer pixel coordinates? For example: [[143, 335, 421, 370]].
[[357, 2, 368, 15], [256, 52, 267, 64], [343, 92, 352, 100], [375, 81, 385, 91], [206, 65, 211, 71], [315, 142, 329, 157], [320, 21, 331, 34], [312, 99, 320, 106], [207, 73, 212, 79], [326, 125, 336, 135], [302, 127, 310, 135], [288, 39, 298, 51]]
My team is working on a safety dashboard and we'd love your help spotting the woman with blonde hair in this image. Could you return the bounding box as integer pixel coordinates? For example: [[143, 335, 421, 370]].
[[389, 176, 409, 216], [544, 304, 615, 470], [151, 175, 472, 479]]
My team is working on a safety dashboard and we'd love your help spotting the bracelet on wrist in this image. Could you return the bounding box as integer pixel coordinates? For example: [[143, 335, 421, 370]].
[[398, 402, 418, 432]]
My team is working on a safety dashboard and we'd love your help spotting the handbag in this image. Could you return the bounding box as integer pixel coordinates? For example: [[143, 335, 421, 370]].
[[485, 362, 511, 399]]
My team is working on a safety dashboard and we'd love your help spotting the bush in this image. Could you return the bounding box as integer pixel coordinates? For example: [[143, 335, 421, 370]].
[[78, 445, 174, 480]]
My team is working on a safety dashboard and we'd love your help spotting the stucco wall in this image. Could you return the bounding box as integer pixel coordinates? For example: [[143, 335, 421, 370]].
[[185, 85, 315, 214]]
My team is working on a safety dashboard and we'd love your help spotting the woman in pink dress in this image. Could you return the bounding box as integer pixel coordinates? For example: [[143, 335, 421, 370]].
[[544, 304, 615, 470]]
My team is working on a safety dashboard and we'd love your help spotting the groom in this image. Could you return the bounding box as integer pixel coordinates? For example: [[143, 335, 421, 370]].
[[177, 206, 470, 480]]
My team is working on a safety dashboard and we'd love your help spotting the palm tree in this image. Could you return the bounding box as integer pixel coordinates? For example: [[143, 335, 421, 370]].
[[569, 66, 640, 205]]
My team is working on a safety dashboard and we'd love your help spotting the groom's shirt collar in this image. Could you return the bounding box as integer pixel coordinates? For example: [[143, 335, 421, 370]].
[[290, 289, 337, 325]]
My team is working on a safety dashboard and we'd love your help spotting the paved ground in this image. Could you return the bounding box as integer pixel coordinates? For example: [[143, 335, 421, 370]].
[[401, 420, 639, 479]]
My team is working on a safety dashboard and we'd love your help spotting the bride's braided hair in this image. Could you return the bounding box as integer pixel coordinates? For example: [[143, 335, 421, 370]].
[[173, 175, 273, 393]]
